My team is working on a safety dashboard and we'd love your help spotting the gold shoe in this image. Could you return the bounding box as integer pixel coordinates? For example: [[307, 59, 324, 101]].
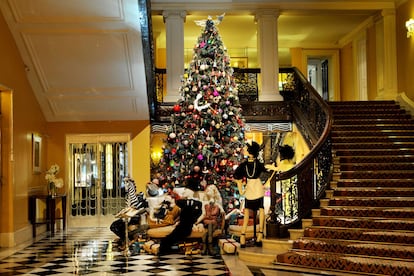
[[240, 233, 246, 248]]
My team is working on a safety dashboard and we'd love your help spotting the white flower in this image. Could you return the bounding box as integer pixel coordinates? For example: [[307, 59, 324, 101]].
[[45, 164, 64, 188], [54, 178, 64, 188]]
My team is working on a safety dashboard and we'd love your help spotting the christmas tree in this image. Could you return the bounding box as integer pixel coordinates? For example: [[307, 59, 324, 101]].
[[155, 15, 245, 212]]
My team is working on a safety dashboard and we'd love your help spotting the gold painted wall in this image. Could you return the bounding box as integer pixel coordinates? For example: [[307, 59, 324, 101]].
[[397, 0, 414, 100], [366, 24, 378, 100], [0, 11, 47, 247], [340, 42, 355, 101]]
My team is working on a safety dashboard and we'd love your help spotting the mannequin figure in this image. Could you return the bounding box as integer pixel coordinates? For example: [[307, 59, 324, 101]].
[[233, 141, 267, 247], [148, 196, 180, 228], [158, 191, 203, 255], [196, 184, 225, 255], [110, 177, 147, 249]]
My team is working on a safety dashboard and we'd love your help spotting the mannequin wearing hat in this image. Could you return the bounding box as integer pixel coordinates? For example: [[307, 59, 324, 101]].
[[233, 141, 267, 247], [158, 194, 203, 255], [148, 195, 180, 228]]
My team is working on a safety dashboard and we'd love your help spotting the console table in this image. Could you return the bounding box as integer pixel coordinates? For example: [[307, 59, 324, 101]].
[[29, 194, 67, 237]]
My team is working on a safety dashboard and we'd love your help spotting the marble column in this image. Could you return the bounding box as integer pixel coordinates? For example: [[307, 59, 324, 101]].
[[255, 10, 282, 101], [162, 10, 186, 102]]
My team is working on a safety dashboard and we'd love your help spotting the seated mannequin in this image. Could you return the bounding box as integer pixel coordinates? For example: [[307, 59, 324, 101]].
[[196, 184, 225, 255], [148, 196, 180, 229], [158, 192, 203, 255]]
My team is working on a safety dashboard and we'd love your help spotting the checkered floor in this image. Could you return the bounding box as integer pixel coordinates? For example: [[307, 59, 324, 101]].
[[0, 228, 230, 275]]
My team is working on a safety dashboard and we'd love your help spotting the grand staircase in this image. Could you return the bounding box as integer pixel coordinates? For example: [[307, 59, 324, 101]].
[[275, 101, 414, 275]]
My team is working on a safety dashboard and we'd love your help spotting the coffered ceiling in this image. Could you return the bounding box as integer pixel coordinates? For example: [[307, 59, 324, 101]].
[[0, 0, 399, 122]]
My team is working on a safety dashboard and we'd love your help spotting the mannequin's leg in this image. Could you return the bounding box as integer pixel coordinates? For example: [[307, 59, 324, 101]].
[[256, 208, 265, 246], [240, 208, 250, 248]]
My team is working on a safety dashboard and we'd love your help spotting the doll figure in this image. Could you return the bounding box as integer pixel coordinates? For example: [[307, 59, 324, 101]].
[[233, 141, 267, 247], [197, 184, 225, 255]]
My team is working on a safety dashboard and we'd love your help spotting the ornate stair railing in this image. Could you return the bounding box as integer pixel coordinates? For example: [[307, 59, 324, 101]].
[[266, 67, 333, 237]]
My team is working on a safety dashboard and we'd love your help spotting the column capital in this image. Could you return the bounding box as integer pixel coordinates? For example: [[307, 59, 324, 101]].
[[381, 8, 395, 17], [254, 9, 280, 22], [162, 10, 187, 23]]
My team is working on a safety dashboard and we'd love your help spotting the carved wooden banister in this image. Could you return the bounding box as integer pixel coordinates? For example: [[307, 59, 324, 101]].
[[266, 67, 333, 233]]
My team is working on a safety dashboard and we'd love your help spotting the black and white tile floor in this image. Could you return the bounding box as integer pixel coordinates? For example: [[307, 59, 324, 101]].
[[0, 227, 330, 276], [0, 228, 230, 275]]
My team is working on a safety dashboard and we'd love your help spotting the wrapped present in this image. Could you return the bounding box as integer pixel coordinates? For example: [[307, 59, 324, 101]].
[[143, 240, 160, 255], [219, 238, 240, 254]]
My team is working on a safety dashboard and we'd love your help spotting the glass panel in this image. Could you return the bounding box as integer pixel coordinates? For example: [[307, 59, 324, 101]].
[[70, 142, 128, 217]]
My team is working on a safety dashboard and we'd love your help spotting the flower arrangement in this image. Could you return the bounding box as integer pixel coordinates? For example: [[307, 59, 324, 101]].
[[45, 164, 64, 196]]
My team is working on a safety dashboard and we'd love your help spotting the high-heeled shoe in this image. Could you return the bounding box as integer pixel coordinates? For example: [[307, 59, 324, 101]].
[[255, 231, 263, 247], [240, 233, 246, 248]]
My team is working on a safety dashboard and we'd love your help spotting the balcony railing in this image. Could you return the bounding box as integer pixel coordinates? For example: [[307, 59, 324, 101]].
[[155, 67, 261, 103]]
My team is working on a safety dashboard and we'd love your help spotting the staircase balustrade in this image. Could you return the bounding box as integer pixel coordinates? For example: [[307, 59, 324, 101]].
[[266, 67, 333, 234]]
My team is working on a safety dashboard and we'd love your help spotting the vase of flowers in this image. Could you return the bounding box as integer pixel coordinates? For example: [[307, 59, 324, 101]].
[[45, 164, 64, 197]]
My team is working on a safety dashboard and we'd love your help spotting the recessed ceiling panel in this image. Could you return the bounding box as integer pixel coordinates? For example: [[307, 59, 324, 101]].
[[23, 30, 134, 95], [49, 96, 147, 121], [8, 0, 124, 22]]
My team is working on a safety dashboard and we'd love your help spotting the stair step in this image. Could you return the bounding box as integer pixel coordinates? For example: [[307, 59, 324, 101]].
[[237, 246, 276, 264], [276, 250, 414, 275], [334, 148, 414, 156], [332, 142, 414, 149], [293, 237, 414, 260], [333, 136, 414, 143], [338, 170, 414, 179], [328, 100, 397, 107], [312, 216, 414, 231], [332, 124, 414, 131], [333, 116, 412, 122], [338, 156, 414, 163], [332, 187, 414, 197], [328, 197, 414, 207], [332, 129, 414, 137], [335, 179, 414, 188], [304, 226, 414, 244], [320, 206, 414, 219], [338, 163, 414, 171]]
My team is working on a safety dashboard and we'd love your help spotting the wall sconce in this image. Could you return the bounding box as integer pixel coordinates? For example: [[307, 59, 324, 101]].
[[406, 18, 414, 38]]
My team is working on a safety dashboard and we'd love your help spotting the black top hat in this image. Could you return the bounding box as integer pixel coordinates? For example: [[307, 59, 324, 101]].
[[247, 141, 261, 158]]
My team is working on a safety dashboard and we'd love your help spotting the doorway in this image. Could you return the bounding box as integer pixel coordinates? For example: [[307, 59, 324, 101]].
[[303, 49, 340, 101], [67, 134, 130, 227], [307, 58, 330, 101]]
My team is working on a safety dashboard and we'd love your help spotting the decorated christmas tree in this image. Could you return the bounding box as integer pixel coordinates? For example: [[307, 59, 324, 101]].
[[155, 15, 245, 212]]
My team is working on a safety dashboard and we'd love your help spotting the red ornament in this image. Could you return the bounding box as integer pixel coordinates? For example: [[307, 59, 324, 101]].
[[173, 105, 181, 113]]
